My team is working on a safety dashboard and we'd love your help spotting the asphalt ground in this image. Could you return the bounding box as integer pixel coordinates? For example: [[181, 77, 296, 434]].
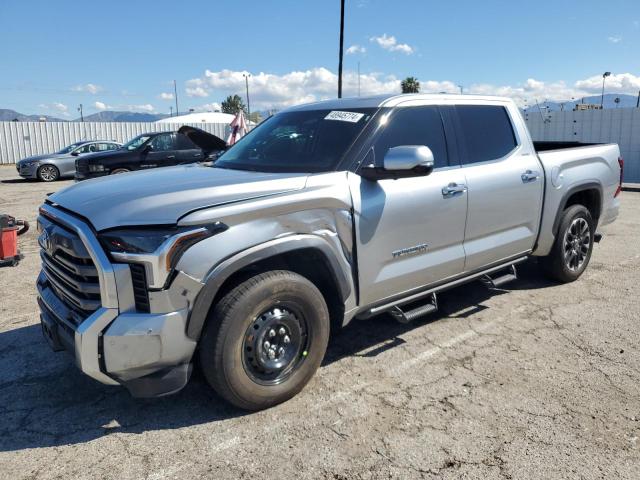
[[0, 165, 639, 479]]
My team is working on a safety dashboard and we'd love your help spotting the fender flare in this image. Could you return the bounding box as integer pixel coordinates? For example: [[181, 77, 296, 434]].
[[551, 181, 603, 235], [185, 234, 352, 340]]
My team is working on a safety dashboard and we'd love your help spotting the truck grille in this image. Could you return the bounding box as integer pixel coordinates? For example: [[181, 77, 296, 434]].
[[37, 213, 102, 328]]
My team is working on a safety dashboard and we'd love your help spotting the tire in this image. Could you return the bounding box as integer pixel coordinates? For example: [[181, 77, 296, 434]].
[[37, 164, 60, 182], [541, 204, 595, 283], [199, 270, 330, 410], [110, 168, 130, 175]]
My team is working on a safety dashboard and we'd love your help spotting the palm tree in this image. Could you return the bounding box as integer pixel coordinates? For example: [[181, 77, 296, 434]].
[[221, 95, 246, 115], [401, 77, 420, 94]]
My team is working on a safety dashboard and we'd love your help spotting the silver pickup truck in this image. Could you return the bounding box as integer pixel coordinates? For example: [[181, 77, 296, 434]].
[[37, 94, 622, 410]]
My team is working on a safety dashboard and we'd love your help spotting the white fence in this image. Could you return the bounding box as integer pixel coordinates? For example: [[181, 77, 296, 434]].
[[524, 107, 640, 183], [0, 121, 230, 165]]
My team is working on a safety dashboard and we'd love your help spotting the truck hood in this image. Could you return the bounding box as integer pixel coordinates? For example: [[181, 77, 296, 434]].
[[48, 164, 308, 231], [78, 149, 137, 165]]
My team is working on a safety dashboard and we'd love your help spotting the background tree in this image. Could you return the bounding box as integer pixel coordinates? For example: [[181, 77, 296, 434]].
[[221, 94, 246, 114], [401, 77, 420, 94]]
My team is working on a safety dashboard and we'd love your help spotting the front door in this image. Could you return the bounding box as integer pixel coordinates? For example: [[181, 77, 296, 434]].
[[350, 105, 469, 306], [453, 104, 544, 271], [144, 133, 179, 169]]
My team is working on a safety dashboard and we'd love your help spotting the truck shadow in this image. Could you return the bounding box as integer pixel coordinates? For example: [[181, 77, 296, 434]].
[[0, 259, 555, 452]]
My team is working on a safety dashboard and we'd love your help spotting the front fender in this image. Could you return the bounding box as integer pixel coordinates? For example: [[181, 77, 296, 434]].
[[185, 234, 354, 340]]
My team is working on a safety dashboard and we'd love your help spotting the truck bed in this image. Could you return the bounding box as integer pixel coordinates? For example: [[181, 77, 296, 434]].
[[533, 141, 600, 152]]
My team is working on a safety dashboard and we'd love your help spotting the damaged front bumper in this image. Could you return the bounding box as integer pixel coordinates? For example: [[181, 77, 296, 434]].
[[37, 204, 202, 397]]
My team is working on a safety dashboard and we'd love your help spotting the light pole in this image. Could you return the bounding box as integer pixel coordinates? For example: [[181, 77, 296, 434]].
[[78, 104, 83, 122], [243, 73, 251, 121], [170, 106, 173, 117], [600, 71, 611, 109], [457, 84, 463, 94], [173, 79, 179, 116], [337, 0, 345, 98]]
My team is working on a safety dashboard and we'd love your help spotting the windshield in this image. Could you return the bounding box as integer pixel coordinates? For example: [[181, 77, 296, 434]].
[[57, 142, 85, 154], [121, 135, 152, 151], [215, 108, 376, 173]]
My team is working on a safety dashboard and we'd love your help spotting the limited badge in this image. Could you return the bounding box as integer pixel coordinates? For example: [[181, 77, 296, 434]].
[[324, 111, 365, 123]]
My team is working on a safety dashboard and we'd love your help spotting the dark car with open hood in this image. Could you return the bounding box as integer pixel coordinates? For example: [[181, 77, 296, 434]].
[[75, 127, 227, 180]]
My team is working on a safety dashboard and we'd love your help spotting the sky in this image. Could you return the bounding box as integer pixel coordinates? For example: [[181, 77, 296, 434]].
[[1, 0, 639, 118]]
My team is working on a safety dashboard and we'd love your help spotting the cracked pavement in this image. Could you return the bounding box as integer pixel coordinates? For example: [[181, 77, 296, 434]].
[[0, 167, 639, 479]]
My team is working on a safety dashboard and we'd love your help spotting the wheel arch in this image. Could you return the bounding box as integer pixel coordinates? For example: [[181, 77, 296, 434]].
[[37, 162, 60, 178], [552, 182, 603, 236], [186, 235, 352, 341]]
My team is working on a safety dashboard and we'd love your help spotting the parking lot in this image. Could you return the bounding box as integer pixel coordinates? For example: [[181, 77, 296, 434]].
[[0, 165, 639, 479]]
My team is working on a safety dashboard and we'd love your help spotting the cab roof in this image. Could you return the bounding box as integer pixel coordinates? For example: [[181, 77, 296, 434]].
[[283, 93, 514, 112]]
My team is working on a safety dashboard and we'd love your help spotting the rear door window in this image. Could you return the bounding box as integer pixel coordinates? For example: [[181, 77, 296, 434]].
[[373, 106, 449, 168], [455, 105, 517, 164], [176, 134, 198, 150]]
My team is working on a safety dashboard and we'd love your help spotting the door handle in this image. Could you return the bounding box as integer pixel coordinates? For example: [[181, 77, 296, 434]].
[[193, 153, 202, 157], [166, 155, 176, 159], [442, 183, 467, 197], [521, 170, 540, 183]]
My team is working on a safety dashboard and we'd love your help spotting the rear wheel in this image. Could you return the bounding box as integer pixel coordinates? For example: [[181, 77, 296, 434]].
[[37, 164, 59, 182], [541, 204, 594, 283], [199, 270, 330, 410]]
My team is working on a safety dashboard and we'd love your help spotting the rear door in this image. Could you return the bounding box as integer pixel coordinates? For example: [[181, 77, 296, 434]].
[[351, 104, 468, 306], [453, 103, 544, 271], [175, 133, 205, 163]]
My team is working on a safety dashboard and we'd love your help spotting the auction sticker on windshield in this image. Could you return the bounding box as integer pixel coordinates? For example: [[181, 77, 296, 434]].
[[324, 111, 365, 123]]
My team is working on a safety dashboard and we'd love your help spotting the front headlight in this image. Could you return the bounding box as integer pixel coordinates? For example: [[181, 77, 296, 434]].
[[88, 164, 105, 172], [98, 223, 227, 288]]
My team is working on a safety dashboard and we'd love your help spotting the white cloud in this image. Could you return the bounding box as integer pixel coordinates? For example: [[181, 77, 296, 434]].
[[72, 83, 103, 94], [192, 102, 222, 112], [185, 68, 640, 110], [185, 85, 210, 97], [575, 73, 640, 94], [94, 101, 111, 110], [51, 102, 68, 113], [39, 102, 70, 116], [607, 35, 622, 43], [370, 34, 414, 54], [124, 104, 155, 113], [346, 44, 366, 55], [158, 92, 174, 100]]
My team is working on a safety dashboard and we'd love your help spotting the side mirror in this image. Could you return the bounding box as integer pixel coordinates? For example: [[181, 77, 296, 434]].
[[143, 144, 153, 153], [71, 151, 79, 156], [360, 145, 435, 181]]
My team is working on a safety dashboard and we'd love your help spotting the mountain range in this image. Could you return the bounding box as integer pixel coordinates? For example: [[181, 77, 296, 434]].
[[525, 94, 639, 113], [0, 108, 168, 122], [3, 93, 639, 122]]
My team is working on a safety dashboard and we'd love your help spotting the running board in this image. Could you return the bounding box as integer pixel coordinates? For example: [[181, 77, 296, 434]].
[[480, 265, 517, 289], [389, 293, 438, 324], [357, 256, 528, 320]]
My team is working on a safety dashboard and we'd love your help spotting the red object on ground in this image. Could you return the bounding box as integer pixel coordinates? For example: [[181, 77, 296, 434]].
[[0, 215, 29, 266]]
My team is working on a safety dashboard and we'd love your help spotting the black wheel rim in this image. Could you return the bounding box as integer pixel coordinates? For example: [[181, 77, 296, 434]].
[[563, 217, 591, 272], [242, 305, 309, 385]]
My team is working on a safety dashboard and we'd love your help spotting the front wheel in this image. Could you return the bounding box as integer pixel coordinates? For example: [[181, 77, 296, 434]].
[[199, 270, 330, 410], [37, 164, 60, 182], [541, 204, 595, 283]]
